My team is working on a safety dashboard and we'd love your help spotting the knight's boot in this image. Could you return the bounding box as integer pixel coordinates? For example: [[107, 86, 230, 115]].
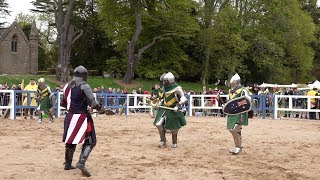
[[64, 146, 76, 170], [76, 145, 93, 177], [171, 130, 178, 148]]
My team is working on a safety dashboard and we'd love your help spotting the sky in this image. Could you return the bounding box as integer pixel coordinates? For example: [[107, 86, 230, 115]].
[[3, 0, 34, 25]]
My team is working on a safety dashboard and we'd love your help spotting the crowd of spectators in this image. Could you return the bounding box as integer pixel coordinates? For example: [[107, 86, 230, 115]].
[[249, 84, 320, 120], [1, 81, 320, 120]]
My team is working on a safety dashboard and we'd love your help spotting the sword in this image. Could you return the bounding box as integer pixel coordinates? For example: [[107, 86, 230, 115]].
[[90, 109, 116, 115], [217, 95, 225, 105], [158, 106, 185, 112]]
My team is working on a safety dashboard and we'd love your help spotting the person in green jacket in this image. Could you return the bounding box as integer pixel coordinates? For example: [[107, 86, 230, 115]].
[[227, 73, 251, 155], [153, 72, 187, 148]]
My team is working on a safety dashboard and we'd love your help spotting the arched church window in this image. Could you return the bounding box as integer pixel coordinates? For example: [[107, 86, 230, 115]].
[[11, 35, 17, 52]]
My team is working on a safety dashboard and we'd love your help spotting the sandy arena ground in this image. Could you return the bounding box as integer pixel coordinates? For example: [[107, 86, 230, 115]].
[[0, 114, 319, 180]]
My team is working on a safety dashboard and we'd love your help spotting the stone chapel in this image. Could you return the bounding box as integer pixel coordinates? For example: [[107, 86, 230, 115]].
[[0, 20, 39, 74]]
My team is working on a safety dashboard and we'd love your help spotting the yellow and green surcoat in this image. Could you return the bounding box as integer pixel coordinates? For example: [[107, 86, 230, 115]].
[[153, 83, 186, 130], [37, 85, 52, 110], [227, 86, 249, 129]]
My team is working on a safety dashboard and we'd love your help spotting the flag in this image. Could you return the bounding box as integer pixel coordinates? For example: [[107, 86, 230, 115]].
[[21, 79, 24, 90], [21, 79, 25, 105]]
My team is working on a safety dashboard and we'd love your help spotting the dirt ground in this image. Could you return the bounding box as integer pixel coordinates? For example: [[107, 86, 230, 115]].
[[0, 114, 319, 180]]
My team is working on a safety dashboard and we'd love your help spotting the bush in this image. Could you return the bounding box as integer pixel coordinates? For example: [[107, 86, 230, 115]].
[[47, 68, 57, 75], [88, 70, 100, 76], [38, 71, 47, 75]]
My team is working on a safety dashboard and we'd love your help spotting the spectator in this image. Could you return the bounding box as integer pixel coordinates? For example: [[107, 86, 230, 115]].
[[11, 84, 17, 90], [284, 87, 293, 117], [307, 87, 317, 120], [23, 79, 38, 119], [107, 87, 114, 108]]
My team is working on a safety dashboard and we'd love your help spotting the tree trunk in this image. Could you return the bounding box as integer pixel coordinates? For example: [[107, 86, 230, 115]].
[[201, 47, 210, 86], [56, 0, 75, 83], [122, 0, 161, 84], [200, 0, 214, 86], [123, 42, 137, 84], [123, 0, 142, 84]]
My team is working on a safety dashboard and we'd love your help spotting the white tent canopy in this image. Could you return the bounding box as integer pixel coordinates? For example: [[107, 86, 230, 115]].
[[259, 83, 297, 88], [308, 80, 320, 89]]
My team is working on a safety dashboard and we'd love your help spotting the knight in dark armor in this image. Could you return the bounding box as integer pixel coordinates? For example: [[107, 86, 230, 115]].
[[61, 65, 105, 177], [153, 72, 187, 148]]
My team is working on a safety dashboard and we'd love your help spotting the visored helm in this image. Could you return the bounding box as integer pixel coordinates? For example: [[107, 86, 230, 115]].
[[160, 73, 166, 81], [163, 72, 175, 85], [229, 73, 241, 89], [159, 73, 166, 87], [74, 65, 88, 81], [38, 78, 45, 83]]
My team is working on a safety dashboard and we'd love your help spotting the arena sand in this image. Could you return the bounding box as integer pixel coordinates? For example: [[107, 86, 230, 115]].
[[0, 115, 319, 180]]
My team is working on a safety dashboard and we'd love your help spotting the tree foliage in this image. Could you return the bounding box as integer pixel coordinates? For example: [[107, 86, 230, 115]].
[[21, 0, 320, 85], [0, 0, 9, 26], [98, 0, 200, 83]]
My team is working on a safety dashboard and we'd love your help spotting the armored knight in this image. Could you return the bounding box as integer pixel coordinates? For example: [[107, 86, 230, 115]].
[[227, 73, 250, 155], [61, 65, 105, 177], [36, 78, 54, 123], [153, 72, 187, 148]]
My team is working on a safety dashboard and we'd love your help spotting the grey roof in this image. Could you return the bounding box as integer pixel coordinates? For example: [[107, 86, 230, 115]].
[[0, 28, 7, 38]]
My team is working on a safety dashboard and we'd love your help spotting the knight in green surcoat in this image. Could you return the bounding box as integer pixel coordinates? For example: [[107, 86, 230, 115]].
[[153, 72, 187, 148], [36, 78, 55, 123], [227, 73, 250, 155]]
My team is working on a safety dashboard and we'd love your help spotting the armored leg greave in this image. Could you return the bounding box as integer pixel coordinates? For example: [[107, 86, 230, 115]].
[[156, 116, 166, 147], [76, 145, 94, 177], [229, 124, 242, 154], [38, 112, 42, 123], [46, 110, 54, 123], [156, 126, 166, 147], [171, 129, 178, 148], [64, 145, 76, 170]]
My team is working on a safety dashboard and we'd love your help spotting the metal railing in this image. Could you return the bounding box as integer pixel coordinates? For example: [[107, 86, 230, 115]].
[[1, 89, 320, 120]]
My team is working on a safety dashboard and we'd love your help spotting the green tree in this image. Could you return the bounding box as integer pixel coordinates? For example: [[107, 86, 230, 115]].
[[32, 0, 82, 83], [253, 0, 315, 83], [70, 0, 119, 72], [299, 0, 320, 81], [209, 5, 248, 81], [98, 0, 200, 84]]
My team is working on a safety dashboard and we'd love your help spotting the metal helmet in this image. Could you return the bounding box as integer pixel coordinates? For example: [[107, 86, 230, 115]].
[[229, 73, 241, 89], [159, 73, 166, 87], [163, 72, 175, 84], [38, 78, 45, 89], [160, 73, 166, 81], [74, 65, 88, 80], [38, 78, 45, 83]]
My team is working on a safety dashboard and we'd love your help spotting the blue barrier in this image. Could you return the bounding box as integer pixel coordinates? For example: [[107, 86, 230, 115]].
[[250, 95, 274, 119], [96, 93, 128, 115], [4, 90, 316, 119], [13, 90, 38, 119]]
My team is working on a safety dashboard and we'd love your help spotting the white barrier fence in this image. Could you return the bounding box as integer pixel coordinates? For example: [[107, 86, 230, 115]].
[[2, 89, 320, 120], [0, 90, 15, 119], [187, 94, 229, 116], [273, 95, 320, 119]]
